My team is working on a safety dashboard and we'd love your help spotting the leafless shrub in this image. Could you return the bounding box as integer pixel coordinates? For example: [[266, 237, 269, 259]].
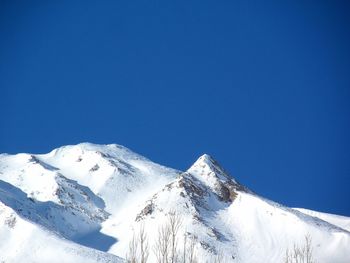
[[153, 211, 183, 263], [182, 233, 187, 263], [153, 223, 171, 263], [168, 211, 182, 263], [186, 235, 197, 263], [139, 224, 149, 263], [284, 234, 315, 263], [129, 211, 200, 263], [126, 224, 149, 263], [126, 232, 138, 263]]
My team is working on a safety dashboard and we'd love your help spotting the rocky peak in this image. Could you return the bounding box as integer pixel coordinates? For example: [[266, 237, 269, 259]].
[[187, 154, 235, 183], [184, 154, 240, 203]]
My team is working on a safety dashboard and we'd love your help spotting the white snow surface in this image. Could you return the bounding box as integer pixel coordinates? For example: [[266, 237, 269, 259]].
[[0, 142, 349, 263]]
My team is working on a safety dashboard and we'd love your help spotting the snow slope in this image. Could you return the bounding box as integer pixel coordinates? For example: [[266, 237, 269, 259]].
[[0, 143, 349, 263], [293, 208, 350, 232], [0, 182, 122, 263]]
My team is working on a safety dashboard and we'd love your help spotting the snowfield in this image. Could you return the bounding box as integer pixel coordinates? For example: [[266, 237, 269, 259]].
[[0, 143, 349, 263]]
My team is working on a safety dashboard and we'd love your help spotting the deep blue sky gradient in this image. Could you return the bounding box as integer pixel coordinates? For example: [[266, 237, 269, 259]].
[[1, 0, 349, 215]]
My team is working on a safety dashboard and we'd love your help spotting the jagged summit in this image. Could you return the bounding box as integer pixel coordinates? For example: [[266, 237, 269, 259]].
[[187, 153, 236, 184], [190, 153, 216, 166], [195, 153, 214, 163], [0, 142, 349, 263]]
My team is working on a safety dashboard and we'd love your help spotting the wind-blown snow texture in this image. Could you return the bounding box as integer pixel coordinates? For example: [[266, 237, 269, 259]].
[[0, 143, 349, 263]]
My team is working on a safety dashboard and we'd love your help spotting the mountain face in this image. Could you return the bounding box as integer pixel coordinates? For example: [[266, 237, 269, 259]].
[[0, 143, 349, 263]]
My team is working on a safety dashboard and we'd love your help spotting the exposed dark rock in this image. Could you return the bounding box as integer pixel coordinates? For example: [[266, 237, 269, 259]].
[[89, 164, 100, 172], [178, 175, 206, 198], [214, 181, 238, 202], [5, 215, 17, 228], [136, 202, 154, 221], [28, 155, 39, 164], [208, 227, 225, 241], [200, 240, 217, 254]]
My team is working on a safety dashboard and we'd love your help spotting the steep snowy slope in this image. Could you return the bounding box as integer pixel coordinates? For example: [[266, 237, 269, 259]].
[[0, 143, 349, 263], [0, 183, 122, 263], [109, 153, 350, 263]]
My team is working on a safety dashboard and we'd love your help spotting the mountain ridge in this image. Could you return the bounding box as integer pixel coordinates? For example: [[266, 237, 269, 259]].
[[0, 143, 349, 263]]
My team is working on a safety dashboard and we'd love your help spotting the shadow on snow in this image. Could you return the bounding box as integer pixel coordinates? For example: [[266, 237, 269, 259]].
[[0, 179, 117, 252]]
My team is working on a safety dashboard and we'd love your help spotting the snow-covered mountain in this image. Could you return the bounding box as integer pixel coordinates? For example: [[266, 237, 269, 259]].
[[0, 143, 349, 263]]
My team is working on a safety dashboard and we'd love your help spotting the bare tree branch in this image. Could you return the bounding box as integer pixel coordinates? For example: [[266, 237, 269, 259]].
[[284, 234, 315, 263], [153, 223, 171, 263], [168, 211, 182, 263]]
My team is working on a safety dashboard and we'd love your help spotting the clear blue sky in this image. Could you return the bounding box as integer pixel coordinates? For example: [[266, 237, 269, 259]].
[[1, 0, 349, 216]]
